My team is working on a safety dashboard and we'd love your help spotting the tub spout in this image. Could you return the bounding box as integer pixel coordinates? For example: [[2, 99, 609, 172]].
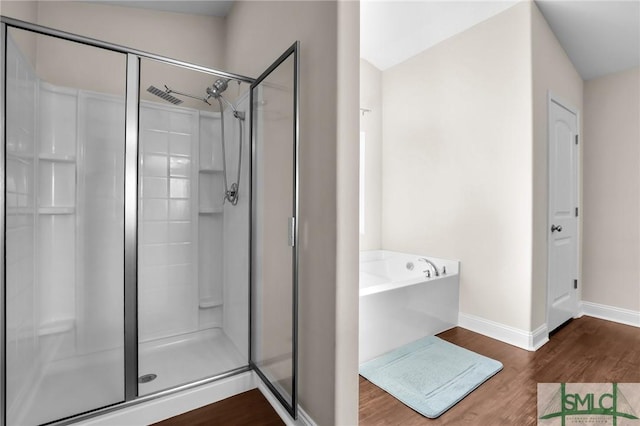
[[418, 257, 440, 277]]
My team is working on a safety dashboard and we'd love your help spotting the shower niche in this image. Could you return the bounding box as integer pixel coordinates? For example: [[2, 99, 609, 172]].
[[2, 18, 299, 426], [196, 112, 225, 321]]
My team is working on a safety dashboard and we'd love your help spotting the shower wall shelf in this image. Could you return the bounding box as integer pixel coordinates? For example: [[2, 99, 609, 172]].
[[196, 110, 225, 332], [39, 153, 76, 162], [38, 318, 76, 337], [199, 207, 223, 215], [36, 81, 79, 341], [6, 207, 35, 215], [38, 207, 75, 215], [199, 297, 223, 309], [7, 152, 34, 162]]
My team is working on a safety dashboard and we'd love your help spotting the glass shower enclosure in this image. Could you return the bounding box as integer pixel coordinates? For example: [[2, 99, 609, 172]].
[[1, 16, 299, 426], [3, 27, 128, 425]]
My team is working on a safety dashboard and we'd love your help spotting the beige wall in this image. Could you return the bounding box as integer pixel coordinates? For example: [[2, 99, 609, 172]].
[[35, 1, 226, 103], [381, 3, 534, 331], [0, 1, 38, 25], [583, 67, 640, 311], [334, 1, 360, 421], [0, 1, 38, 66], [2, 1, 228, 108], [531, 3, 583, 329], [359, 58, 382, 250], [225, 1, 359, 424], [32, 1, 226, 68]]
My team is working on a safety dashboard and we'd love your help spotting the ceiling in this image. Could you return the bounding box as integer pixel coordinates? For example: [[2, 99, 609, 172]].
[[361, 0, 640, 81], [536, 0, 640, 80], [361, 1, 518, 71]]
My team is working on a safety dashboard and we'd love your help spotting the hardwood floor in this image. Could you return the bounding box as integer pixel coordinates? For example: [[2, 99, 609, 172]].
[[152, 317, 637, 425], [153, 389, 284, 426], [359, 316, 640, 425]]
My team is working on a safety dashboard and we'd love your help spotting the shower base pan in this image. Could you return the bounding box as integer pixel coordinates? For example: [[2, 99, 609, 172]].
[[14, 328, 244, 426]]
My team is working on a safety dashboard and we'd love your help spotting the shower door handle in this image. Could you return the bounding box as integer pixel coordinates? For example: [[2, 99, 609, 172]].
[[288, 217, 296, 247]]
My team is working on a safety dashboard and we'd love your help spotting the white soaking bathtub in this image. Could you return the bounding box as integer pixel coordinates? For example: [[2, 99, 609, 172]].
[[359, 250, 460, 364]]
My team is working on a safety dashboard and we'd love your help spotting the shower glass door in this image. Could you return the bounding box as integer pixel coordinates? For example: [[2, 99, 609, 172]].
[[250, 42, 299, 418], [3, 27, 127, 425]]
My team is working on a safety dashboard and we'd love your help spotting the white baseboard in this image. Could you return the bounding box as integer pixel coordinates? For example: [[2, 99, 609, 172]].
[[580, 301, 640, 328], [257, 380, 317, 426], [459, 302, 639, 351], [530, 323, 549, 350], [458, 312, 548, 351]]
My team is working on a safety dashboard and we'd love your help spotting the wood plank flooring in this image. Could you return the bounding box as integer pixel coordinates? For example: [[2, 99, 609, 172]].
[[359, 316, 640, 425], [153, 389, 284, 426], [152, 317, 638, 425]]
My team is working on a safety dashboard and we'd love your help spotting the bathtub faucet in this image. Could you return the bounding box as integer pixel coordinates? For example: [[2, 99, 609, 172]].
[[418, 258, 440, 277]]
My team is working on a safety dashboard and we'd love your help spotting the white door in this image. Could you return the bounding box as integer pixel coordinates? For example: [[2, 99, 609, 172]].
[[547, 97, 579, 332]]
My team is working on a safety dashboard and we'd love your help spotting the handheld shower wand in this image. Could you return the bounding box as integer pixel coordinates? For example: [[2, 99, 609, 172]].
[[206, 79, 245, 206]]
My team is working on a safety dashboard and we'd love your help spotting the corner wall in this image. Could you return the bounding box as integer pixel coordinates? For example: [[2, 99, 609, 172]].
[[381, 3, 534, 332], [583, 67, 640, 313], [335, 1, 360, 421], [359, 58, 382, 250], [531, 2, 583, 330], [225, 1, 359, 424]]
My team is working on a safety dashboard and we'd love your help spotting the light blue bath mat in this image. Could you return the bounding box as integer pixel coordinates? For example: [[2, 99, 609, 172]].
[[359, 336, 503, 418]]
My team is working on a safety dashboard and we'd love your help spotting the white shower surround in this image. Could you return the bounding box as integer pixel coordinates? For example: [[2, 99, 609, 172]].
[[359, 250, 459, 363], [5, 33, 251, 424]]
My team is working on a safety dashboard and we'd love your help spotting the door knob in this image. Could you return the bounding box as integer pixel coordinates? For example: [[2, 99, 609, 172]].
[[551, 224, 563, 233]]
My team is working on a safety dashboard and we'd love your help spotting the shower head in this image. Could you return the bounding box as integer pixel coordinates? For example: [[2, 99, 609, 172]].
[[148, 79, 235, 109], [146, 85, 183, 105], [206, 78, 229, 99]]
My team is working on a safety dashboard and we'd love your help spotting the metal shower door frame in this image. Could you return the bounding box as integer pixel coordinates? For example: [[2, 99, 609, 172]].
[[0, 20, 6, 426], [249, 41, 300, 420], [0, 16, 256, 426]]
